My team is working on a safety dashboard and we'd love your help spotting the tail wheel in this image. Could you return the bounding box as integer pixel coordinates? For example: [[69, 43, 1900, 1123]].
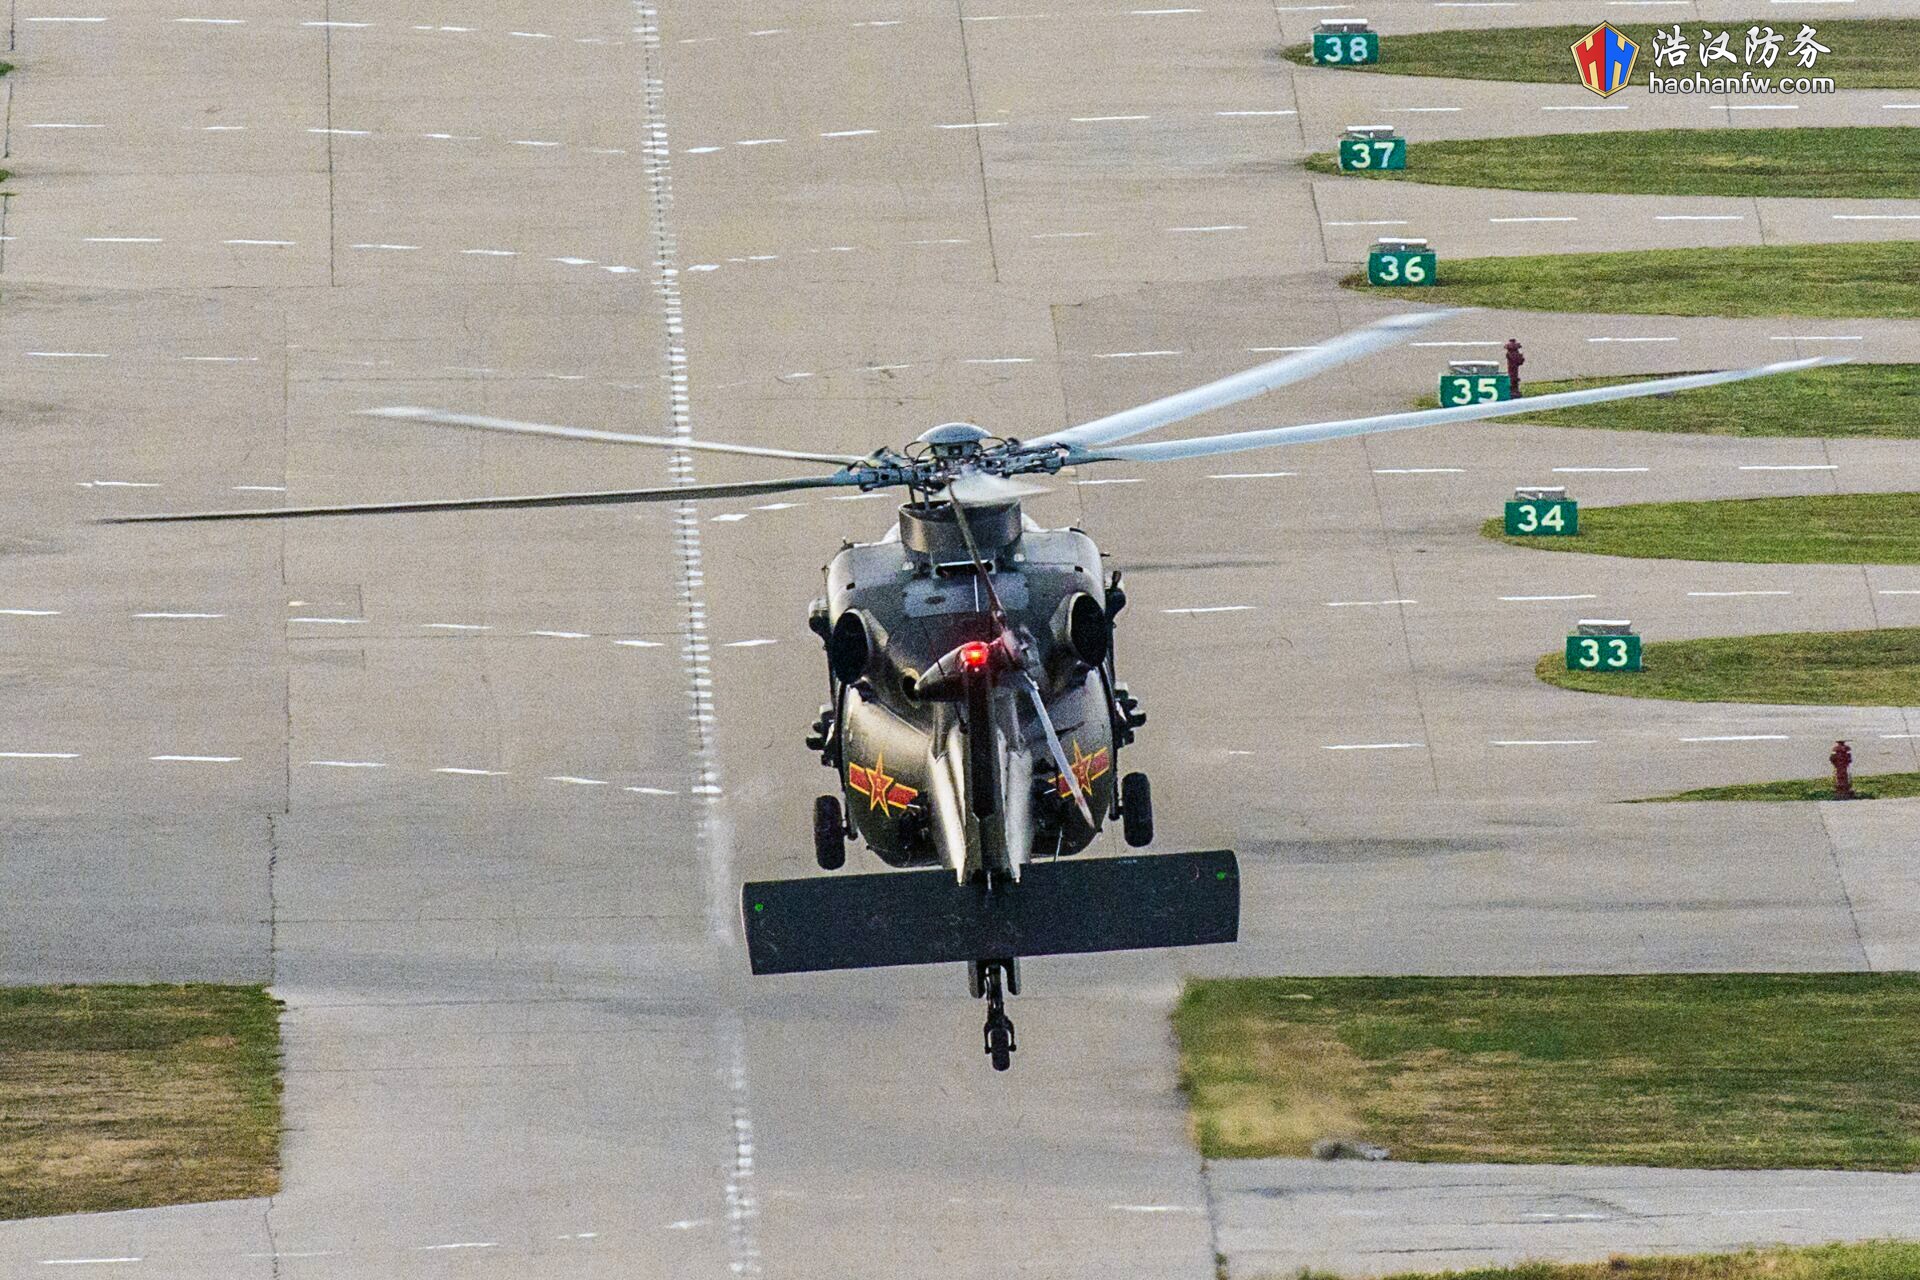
[[1121, 772, 1153, 848], [814, 794, 846, 870]]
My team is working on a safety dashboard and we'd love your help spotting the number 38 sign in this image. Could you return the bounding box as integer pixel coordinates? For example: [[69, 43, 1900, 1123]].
[[1565, 633, 1641, 672]]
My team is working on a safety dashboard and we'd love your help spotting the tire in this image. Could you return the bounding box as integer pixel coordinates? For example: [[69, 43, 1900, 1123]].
[[1121, 772, 1153, 848], [814, 794, 846, 871], [988, 1025, 1013, 1072]]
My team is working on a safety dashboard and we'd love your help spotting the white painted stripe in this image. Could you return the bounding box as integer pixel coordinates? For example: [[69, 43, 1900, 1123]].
[[1322, 742, 1421, 751], [1501, 594, 1598, 602], [424, 622, 490, 631], [134, 612, 225, 619], [1769, 334, 1862, 341], [1832, 214, 1920, 221], [417, 1243, 498, 1251], [937, 121, 1004, 129], [1738, 464, 1837, 471], [1209, 471, 1296, 479], [308, 127, 370, 136], [1655, 214, 1744, 221], [1216, 109, 1296, 116], [1374, 467, 1463, 474], [349, 243, 420, 251], [1326, 599, 1416, 607], [0, 752, 79, 759], [530, 630, 591, 638], [289, 616, 365, 624], [434, 767, 507, 776], [1162, 605, 1256, 615], [1093, 350, 1182, 359], [0, 608, 62, 616], [308, 760, 386, 769], [1396, 107, 1463, 113], [1168, 224, 1247, 233], [84, 236, 163, 243], [1587, 336, 1677, 344], [626, 785, 679, 795], [1554, 466, 1649, 473], [546, 776, 609, 786], [39, 1260, 141, 1267], [1492, 739, 1598, 746], [1680, 734, 1789, 743], [28, 351, 110, 358], [1878, 590, 1920, 596], [724, 638, 778, 647], [150, 754, 240, 762], [821, 129, 879, 137], [1326, 220, 1409, 227], [1688, 590, 1792, 597], [223, 239, 296, 246], [1489, 216, 1578, 223], [1071, 115, 1151, 122], [614, 639, 665, 647], [963, 356, 1033, 364]]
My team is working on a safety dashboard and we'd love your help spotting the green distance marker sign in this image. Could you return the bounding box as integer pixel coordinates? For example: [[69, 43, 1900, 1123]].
[[1440, 372, 1511, 406], [1565, 633, 1641, 672], [1338, 136, 1405, 171], [1505, 498, 1578, 537], [1367, 248, 1436, 287], [1314, 30, 1379, 64]]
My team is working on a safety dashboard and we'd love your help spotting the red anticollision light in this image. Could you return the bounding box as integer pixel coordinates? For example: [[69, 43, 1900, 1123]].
[[959, 641, 992, 672]]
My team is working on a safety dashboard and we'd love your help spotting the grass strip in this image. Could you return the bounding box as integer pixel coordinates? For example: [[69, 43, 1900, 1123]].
[[1281, 19, 1920, 89], [1175, 973, 1920, 1167], [1305, 128, 1920, 201], [1486, 494, 1920, 565], [0, 984, 282, 1220], [1535, 627, 1920, 706], [1640, 771, 1920, 802], [1460, 364, 1920, 440], [1320, 1241, 1920, 1280], [1346, 242, 1920, 319]]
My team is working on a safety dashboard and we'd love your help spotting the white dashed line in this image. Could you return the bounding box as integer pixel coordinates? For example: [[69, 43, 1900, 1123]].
[[1322, 742, 1422, 751], [1374, 467, 1463, 474], [0, 752, 79, 760], [39, 1260, 141, 1267], [821, 129, 879, 138], [288, 616, 365, 624], [1770, 334, 1863, 341], [28, 122, 102, 129], [1032, 231, 1103, 239], [1072, 114, 1151, 122], [434, 767, 508, 776], [530, 630, 592, 639], [1093, 350, 1182, 359], [84, 236, 164, 243], [1326, 599, 1416, 607], [1216, 109, 1297, 116], [461, 248, 518, 256], [546, 776, 609, 787], [424, 622, 490, 631], [1739, 464, 1837, 471], [614, 639, 665, 648], [1554, 466, 1649, 473], [1489, 216, 1578, 224], [1491, 739, 1598, 747], [418, 1243, 499, 1252], [1325, 220, 1409, 227], [1162, 605, 1256, 615], [28, 351, 110, 359], [134, 612, 225, 619], [307, 760, 387, 769], [1680, 735, 1789, 743], [349, 243, 420, 251], [0, 609, 63, 616], [1168, 224, 1247, 233], [936, 121, 1004, 130], [963, 356, 1033, 365], [1587, 336, 1677, 344], [724, 639, 779, 648], [1687, 590, 1792, 597], [1654, 214, 1744, 221], [625, 786, 678, 795], [1209, 471, 1296, 479], [1500, 594, 1598, 602], [1832, 214, 1920, 222], [150, 755, 241, 763], [223, 239, 296, 246]]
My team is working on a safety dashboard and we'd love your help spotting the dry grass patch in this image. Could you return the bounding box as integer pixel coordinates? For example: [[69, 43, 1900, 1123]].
[[1176, 975, 1920, 1168], [0, 984, 282, 1219]]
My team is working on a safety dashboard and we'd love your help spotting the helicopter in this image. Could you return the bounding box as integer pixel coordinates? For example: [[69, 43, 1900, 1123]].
[[108, 310, 1830, 1069]]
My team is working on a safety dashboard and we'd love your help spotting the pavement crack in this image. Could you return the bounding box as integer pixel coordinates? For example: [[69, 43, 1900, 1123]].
[[266, 813, 281, 988], [952, 0, 1001, 284], [1815, 803, 1871, 971]]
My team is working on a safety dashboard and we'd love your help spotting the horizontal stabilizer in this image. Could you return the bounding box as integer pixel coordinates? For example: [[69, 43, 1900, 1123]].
[[742, 850, 1238, 976]]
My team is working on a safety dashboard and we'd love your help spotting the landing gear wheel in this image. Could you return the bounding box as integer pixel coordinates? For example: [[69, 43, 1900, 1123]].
[[1121, 772, 1154, 848], [813, 794, 846, 871], [976, 959, 1018, 1072]]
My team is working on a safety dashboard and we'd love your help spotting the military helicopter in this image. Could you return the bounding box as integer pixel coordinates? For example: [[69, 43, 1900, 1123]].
[[109, 312, 1828, 1069]]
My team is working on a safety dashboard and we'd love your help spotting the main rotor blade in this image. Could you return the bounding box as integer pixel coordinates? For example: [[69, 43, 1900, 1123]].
[[1084, 356, 1840, 464], [1029, 309, 1462, 451], [361, 407, 867, 467], [942, 471, 1050, 508], [100, 474, 866, 524], [1019, 674, 1095, 830]]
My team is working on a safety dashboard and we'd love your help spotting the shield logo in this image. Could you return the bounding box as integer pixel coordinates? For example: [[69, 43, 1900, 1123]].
[[1571, 23, 1639, 97]]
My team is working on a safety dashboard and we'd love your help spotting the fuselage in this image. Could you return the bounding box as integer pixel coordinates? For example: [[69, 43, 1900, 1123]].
[[815, 501, 1118, 881]]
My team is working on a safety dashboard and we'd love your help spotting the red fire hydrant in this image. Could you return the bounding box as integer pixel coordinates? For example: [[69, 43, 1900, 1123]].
[[1504, 339, 1525, 397], [1830, 740, 1855, 800]]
